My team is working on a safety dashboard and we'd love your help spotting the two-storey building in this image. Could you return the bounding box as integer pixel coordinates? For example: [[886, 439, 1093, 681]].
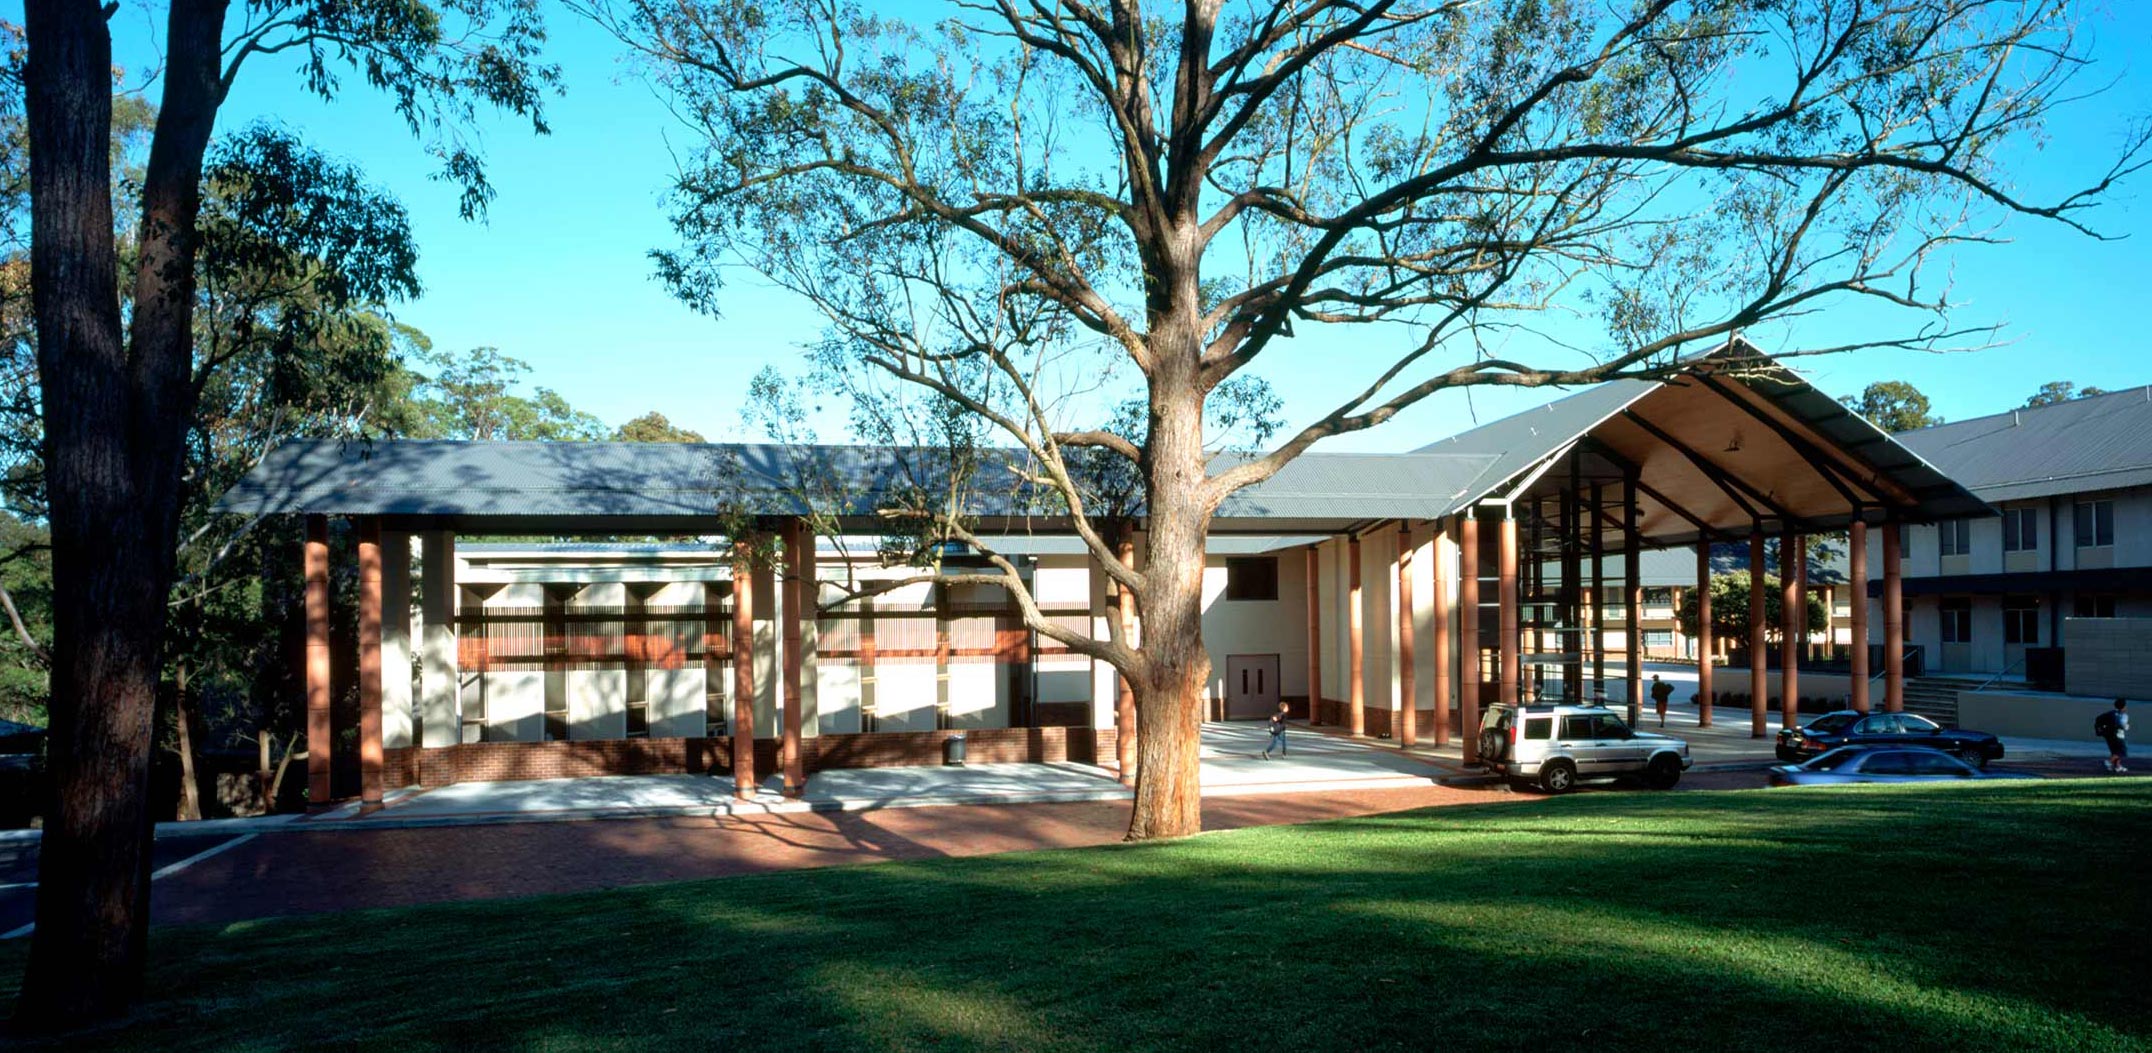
[[1881, 387, 2152, 680]]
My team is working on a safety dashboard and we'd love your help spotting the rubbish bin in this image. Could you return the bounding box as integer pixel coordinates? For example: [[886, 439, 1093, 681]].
[[943, 732, 967, 767]]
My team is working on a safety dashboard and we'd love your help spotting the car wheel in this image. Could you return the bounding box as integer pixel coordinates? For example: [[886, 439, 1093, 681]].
[[1960, 749, 1988, 770], [1477, 729, 1506, 763], [1643, 754, 1683, 790], [1540, 759, 1578, 795]]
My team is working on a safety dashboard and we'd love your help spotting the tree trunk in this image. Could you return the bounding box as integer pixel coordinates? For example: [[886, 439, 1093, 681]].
[[1124, 309, 1211, 841], [17, 0, 228, 1030], [174, 662, 202, 822]]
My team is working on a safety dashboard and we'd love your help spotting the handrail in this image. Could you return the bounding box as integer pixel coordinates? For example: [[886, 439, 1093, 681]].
[[1971, 656, 2026, 694], [1868, 645, 1918, 684]]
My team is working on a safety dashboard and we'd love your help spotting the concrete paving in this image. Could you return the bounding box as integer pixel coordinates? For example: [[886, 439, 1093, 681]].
[[85, 722, 1448, 837]]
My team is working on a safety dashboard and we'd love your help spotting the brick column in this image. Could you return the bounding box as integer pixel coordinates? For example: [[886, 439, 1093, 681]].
[[1304, 545, 1322, 725], [357, 517, 385, 811], [1457, 515, 1482, 763], [1780, 533, 1800, 730], [1348, 533, 1365, 736], [1431, 520, 1452, 747], [304, 514, 332, 810], [1498, 513, 1519, 708], [781, 519, 807, 796], [1623, 475, 1642, 727], [1849, 520, 1870, 713], [1696, 542, 1714, 727], [1749, 531, 1768, 737], [1397, 521, 1417, 747], [731, 538, 757, 799], [1884, 523, 1904, 713]]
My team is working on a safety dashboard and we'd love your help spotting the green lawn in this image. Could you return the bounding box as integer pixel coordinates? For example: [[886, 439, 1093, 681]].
[[7, 781, 2150, 1051]]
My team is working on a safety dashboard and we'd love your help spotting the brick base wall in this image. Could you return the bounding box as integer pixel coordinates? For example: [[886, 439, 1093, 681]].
[[383, 726, 1110, 790]]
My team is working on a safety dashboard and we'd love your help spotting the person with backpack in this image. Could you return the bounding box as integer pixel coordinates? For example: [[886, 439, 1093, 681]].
[[1260, 700, 1292, 760], [1650, 675, 1674, 728], [2096, 698, 2129, 773]]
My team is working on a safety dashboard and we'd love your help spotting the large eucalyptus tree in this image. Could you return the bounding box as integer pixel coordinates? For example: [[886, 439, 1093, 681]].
[[19, 0, 553, 1029], [586, 0, 2140, 840]]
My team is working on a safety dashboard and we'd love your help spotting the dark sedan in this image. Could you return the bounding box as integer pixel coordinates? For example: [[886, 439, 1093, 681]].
[[1775, 710, 2005, 767], [1769, 745, 2038, 786]]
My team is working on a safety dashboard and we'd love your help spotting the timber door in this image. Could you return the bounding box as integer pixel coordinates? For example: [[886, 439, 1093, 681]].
[[1225, 654, 1281, 720]]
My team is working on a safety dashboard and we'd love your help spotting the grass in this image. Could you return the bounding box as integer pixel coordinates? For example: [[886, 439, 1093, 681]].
[[5, 780, 2150, 1051]]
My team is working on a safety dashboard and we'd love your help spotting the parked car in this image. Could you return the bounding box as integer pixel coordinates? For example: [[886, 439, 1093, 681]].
[[1774, 710, 2005, 767], [1478, 703, 1691, 794], [1768, 745, 2037, 787]]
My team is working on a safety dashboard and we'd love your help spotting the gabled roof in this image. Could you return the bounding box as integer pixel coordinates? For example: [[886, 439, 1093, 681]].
[[1414, 341, 1989, 542], [1890, 386, 2152, 504]]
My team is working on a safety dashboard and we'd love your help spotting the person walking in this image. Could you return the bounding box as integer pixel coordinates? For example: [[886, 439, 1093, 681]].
[[1260, 701, 1291, 760], [1650, 674, 1674, 728], [2096, 698, 2129, 773]]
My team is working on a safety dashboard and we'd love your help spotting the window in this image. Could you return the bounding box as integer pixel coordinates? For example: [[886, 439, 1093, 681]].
[[2003, 598, 2040, 646], [1523, 717, 1553, 740], [1644, 630, 1675, 648], [1938, 519, 1971, 557], [1853, 715, 1899, 735], [1224, 556, 1279, 601], [2075, 594, 2118, 619], [1861, 751, 1918, 776], [1560, 716, 1598, 740], [543, 585, 573, 741], [1591, 714, 1634, 739], [2001, 507, 2039, 552], [2075, 499, 2115, 547], [1940, 599, 1972, 644], [1899, 714, 1941, 734], [1906, 751, 1971, 777]]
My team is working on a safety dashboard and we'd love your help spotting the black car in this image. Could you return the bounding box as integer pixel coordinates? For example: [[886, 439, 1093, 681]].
[[1775, 710, 2005, 767]]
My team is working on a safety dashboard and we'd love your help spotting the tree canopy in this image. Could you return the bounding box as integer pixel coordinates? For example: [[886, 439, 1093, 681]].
[[1675, 571, 1829, 645], [2024, 380, 2109, 407], [1843, 380, 1943, 433]]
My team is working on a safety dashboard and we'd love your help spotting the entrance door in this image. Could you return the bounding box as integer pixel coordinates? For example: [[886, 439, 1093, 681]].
[[1225, 654, 1281, 720]]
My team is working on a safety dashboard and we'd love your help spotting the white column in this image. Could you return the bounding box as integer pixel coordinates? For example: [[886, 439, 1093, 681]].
[[381, 529, 414, 749], [419, 530, 461, 748]]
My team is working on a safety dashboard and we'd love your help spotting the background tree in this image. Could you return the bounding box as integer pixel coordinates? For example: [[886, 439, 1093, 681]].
[[2024, 380, 2108, 407], [615, 410, 706, 443], [1843, 380, 1943, 433], [18, 0, 554, 1029], [590, 0, 2141, 841], [396, 344, 609, 440], [1675, 571, 1828, 653]]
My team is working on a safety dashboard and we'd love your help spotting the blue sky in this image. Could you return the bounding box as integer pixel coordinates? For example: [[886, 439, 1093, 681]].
[[92, 3, 2152, 447]]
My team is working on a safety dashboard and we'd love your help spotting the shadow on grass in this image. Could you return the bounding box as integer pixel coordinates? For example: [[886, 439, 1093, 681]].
[[5, 781, 2148, 1051]]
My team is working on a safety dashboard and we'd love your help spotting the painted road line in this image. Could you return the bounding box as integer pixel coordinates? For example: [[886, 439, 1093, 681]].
[[2, 833, 259, 941]]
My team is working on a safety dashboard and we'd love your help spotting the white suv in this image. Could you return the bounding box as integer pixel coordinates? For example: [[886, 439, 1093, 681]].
[[1477, 703, 1692, 793]]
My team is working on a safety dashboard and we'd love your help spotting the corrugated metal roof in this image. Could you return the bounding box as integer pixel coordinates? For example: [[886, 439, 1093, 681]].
[[216, 438, 1491, 530], [1890, 386, 2152, 504]]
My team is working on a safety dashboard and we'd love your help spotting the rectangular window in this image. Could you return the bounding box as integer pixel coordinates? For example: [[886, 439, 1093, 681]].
[[1644, 630, 1674, 648], [2001, 507, 2039, 552], [542, 585, 572, 741], [1940, 599, 1972, 644], [1224, 556, 1279, 601], [2074, 594, 2118, 619], [1938, 519, 1971, 557], [1523, 718, 1553, 740], [2076, 500, 2115, 547], [2003, 598, 2039, 645]]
